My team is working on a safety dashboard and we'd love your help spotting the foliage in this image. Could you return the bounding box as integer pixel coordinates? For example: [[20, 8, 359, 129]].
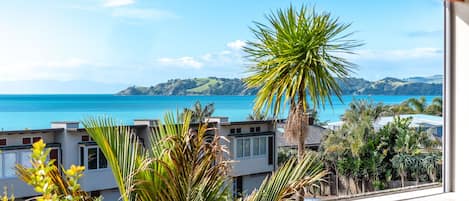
[[244, 4, 360, 160], [15, 140, 95, 201], [244, 152, 327, 201], [83, 112, 230, 201], [319, 99, 442, 195], [183, 100, 215, 123], [246, 112, 268, 121], [384, 96, 443, 116]]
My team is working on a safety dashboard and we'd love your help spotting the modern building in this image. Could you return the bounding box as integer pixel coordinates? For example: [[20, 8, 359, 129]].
[[0, 117, 326, 200]]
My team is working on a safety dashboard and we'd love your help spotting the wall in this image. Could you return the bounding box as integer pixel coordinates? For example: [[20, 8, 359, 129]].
[[242, 173, 269, 195], [452, 0, 469, 193]]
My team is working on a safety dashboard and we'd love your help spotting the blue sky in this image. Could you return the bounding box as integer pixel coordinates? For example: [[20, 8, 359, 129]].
[[0, 0, 444, 93]]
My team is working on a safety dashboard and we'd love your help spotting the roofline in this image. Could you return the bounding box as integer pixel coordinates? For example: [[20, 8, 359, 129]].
[[222, 119, 282, 126], [0, 128, 64, 135]]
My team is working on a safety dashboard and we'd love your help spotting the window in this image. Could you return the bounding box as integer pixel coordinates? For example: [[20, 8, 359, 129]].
[[230, 128, 235, 134], [236, 128, 242, 133], [0, 148, 59, 178], [252, 137, 267, 156], [20, 151, 32, 168], [22, 137, 31, 144], [0, 139, 6, 146], [3, 152, 16, 178], [82, 135, 90, 142], [22, 137, 41, 144], [236, 138, 251, 158], [79, 146, 108, 170], [255, 127, 261, 132], [32, 137, 42, 143], [233, 176, 243, 198], [250, 127, 255, 133]]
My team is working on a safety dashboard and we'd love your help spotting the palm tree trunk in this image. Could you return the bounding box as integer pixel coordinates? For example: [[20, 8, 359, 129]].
[[335, 167, 340, 196], [400, 174, 405, 188]]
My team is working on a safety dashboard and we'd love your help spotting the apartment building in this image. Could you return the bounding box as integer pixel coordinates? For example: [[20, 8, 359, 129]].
[[0, 116, 326, 200]]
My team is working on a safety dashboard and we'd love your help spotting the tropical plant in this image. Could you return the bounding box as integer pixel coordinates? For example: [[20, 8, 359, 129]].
[[244, 5, 361, 160], [246, 112, 267, 121], [425, 97, 442, 116], [15, 140, 95, 201], [183, 100, 215, 123], [244, 152, 327, 201], [83, 112, 230, 201]]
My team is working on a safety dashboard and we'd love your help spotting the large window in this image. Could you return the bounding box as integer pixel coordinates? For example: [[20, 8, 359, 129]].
[[79, 146, 108, 170], [252, 137, 267, 156], [236, 137, 267, 159], [236, 138, 251, 158]]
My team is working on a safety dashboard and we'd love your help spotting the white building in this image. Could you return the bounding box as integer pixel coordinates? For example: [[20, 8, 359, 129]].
[[327, 114, 443, 138]]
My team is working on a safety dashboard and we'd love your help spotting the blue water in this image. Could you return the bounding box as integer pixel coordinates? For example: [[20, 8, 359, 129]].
[[0, 95, 439, 131]]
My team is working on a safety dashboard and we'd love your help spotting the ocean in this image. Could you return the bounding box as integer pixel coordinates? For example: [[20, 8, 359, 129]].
[[0, 95, 439, 131]]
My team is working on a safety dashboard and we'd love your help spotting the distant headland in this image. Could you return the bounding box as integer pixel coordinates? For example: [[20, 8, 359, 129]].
[[117, 75, 443, 96]]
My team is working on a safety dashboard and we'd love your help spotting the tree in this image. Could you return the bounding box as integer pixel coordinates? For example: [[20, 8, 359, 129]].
[[247, 112, 267, 121], [83, 112, 229, 201], [244, 5, 361, 161], [406, 97, 427, 114], [425, 97, 442, 116], [183, 100, 215, 123]]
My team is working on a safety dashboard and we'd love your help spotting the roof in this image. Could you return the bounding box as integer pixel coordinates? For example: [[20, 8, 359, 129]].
[[0, 128, 64, 135], [327, 114, 443, 130], [276, 125, 327, 147], [375, 114, 443, 128], [228, 131, 275, 137]]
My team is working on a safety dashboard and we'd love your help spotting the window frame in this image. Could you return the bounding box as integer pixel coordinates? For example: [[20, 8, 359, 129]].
[[79, 145, 109, 171]]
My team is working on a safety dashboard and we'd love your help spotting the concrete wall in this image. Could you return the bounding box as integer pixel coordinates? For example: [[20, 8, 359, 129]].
[[451, 0, 469, 193], [100, 189, 121, 201], [242, 173, 269, 195]]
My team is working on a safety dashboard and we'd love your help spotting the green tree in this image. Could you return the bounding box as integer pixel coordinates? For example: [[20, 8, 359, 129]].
[[183, 100, 215, 123], [244, 5, 361, 161]]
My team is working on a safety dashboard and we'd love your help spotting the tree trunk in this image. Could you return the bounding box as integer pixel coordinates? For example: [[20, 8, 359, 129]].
[[335, 168, 340, 196], [400, 174, 405, 188], [361, 179, 365, 193]]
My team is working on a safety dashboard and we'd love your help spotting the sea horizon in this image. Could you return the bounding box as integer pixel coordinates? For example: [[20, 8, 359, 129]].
[[0, 94, 440, 131]]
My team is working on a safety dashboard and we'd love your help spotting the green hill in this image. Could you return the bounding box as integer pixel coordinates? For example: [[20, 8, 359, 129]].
[[117, 75, 442, 96]]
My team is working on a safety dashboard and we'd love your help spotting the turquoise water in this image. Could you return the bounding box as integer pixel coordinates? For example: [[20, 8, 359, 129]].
[[0, 95, 439, 131]]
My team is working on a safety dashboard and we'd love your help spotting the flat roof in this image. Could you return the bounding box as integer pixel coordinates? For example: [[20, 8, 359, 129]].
[[0, 128, 64, 135]]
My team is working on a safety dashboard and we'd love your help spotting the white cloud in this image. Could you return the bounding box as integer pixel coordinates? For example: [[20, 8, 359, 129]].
[[157, 57, 203, 69], [351, 47, 442, 61], [103, 0, 135, 7], [226, 40, 246, 50], [111, 8, 178, 20]]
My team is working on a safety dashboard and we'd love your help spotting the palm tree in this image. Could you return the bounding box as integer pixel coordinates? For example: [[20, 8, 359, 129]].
[[406, 97, 427, 114], [247, 112, 267, 120], [83, 112, 230, 201], [425, 97, 442, 116], [244, 5, 361, 161], [183, 100, 215, 123], [245, 152, 327, 201]]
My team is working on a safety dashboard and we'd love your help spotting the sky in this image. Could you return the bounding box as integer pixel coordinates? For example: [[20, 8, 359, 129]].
[[0, 0, 444, 94]]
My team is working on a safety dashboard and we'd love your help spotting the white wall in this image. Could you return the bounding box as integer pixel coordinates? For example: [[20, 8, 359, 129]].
[[452, 0, 469, 193]]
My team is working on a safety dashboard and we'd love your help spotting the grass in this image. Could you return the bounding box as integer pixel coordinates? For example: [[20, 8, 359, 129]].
[[187, 78, 221, 93]]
